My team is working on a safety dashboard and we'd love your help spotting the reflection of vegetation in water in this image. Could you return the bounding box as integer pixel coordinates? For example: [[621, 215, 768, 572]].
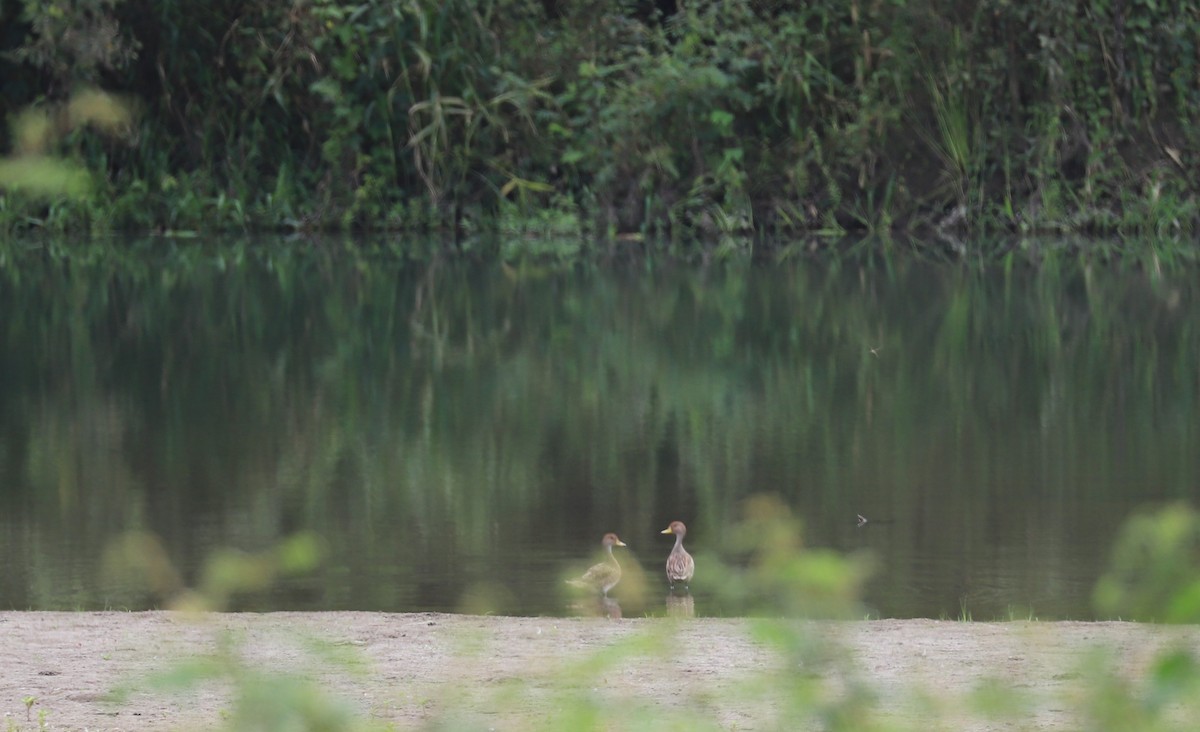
[[0, 242, 1197, 617]]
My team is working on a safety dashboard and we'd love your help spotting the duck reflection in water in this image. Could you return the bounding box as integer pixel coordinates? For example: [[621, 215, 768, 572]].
[[568, 595, 623, 619], [664, 592, 695, 618]]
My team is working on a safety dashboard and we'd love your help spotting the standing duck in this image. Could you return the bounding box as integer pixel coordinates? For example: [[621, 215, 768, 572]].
[[567, 533, 628, 597], [661, 521, 695, 591]]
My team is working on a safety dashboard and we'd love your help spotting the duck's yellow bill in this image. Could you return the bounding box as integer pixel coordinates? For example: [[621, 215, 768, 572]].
[[660, 527, 673, 534]]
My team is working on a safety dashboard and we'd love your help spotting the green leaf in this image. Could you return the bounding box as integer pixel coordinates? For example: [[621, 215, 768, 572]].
[[0, 157, 93, 198]]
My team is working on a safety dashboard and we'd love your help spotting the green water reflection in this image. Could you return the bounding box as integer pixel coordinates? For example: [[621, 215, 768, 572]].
[[0, 239, 1196, 618]]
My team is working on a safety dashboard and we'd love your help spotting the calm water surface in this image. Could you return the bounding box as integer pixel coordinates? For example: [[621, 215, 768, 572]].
[[0, 239, 1196, 619]]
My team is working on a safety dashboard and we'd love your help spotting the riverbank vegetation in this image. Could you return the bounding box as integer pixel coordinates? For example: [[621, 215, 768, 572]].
[[2, 0, 1199, 254]]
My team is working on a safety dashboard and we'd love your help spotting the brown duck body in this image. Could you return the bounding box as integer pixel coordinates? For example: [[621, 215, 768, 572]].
[[568, 533, 627, 596], [661, 521, 695, 591]]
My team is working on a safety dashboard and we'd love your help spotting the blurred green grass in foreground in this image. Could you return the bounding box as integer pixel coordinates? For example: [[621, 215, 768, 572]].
[[76, 499, 1200, 731]]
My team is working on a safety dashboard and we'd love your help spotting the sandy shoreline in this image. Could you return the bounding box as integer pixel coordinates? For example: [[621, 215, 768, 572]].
[[4, 611, 1199, 730]]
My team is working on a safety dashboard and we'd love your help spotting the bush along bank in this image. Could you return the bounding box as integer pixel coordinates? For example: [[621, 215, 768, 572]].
[[1, 0, 1198, 255]]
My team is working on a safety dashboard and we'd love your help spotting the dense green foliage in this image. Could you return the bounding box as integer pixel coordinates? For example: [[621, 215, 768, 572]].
[[1, 0, 1199, 251]]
